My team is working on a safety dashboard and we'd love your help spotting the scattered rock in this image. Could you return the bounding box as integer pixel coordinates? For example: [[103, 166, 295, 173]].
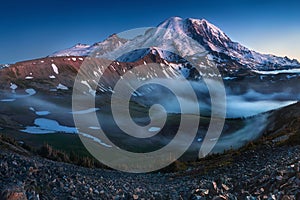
[[221, 184, 229, 191], [0, 186, 27, 200], [0, 137, 300, 199]]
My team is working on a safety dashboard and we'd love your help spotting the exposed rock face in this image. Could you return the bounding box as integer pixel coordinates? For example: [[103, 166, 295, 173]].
[[0, 56, 83, 91], [0, 185, 27, 200], [0, 52, 196, 93]]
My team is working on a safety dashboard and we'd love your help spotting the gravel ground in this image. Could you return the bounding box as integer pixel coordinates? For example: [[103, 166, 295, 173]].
[[0, 142, 300, 200]]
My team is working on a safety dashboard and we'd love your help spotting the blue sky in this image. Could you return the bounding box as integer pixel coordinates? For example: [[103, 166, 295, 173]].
[[0, 0, 299, 63]]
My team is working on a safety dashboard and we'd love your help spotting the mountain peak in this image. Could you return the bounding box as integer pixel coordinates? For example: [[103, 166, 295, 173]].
[[163, 16, 183, 22], [107, 33, 123, 40], [158, 16, 184, 30], [158, 17, 230, 42], [188, 18, 209, 24], [94, 33, 127, 45], [188, 18, 230, 42]]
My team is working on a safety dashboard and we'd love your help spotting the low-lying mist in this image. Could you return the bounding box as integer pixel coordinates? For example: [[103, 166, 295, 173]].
[[130, 78, 298, 118]]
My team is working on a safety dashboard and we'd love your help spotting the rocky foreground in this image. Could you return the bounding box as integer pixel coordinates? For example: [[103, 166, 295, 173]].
[[0, 136, 300, 200]]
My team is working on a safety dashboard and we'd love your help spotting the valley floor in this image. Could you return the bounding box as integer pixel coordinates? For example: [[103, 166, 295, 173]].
[[0, 138, 300, 200]]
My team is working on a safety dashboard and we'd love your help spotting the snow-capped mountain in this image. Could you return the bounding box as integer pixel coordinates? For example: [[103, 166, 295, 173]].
[[51, 34, 128, 57], [51, 17, 300, 73], [185, 18, 299, 69], [51, 43, 91, 57], [2, 16, 300, 93]]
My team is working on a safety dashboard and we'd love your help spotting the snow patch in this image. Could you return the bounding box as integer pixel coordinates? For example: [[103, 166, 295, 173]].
[[25, 89, 36, 96], [51, 63, 59, 74], [21, 118, 78, 134], [71, 108, 100, 115], [80, 80, 96, 96], [78, 132, 112, 148], [252, 68, 300, 75], [148, 127, 161, 132], [36, 111, 51, 116], [223, 77, 237, 80], [29, 107, 50, 116], [10, 83, 18, 90], [57, 84, 68, 90], [88, 126, 101, 130], [0, 99, 16, 102], [21, 118, 111, 147]]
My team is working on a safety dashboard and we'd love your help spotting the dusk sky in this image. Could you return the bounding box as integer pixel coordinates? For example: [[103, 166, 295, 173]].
[[0, 0, 299, 63]]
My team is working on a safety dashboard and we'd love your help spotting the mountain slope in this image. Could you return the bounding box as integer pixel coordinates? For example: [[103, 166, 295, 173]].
[[185, 18, 299, 69], [0, 53, 195, 92], [51, 34, 128, 57], [0, 56, 83, 91]]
